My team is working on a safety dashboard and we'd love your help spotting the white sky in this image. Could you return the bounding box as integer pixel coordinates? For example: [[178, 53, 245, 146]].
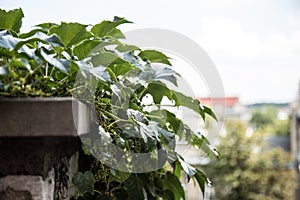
[[1, 0, 300, 104]]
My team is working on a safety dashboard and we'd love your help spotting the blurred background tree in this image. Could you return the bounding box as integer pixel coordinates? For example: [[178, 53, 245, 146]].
[[205, 120, 297, 200], [250, 106, 290, 136]]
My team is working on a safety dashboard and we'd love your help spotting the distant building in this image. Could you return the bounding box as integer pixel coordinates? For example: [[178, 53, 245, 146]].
[[198, 97, 245, 119]]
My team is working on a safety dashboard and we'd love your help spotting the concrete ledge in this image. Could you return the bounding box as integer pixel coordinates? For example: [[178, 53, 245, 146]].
[[0, 97, 88, 199], [0, 97, 90, 137]]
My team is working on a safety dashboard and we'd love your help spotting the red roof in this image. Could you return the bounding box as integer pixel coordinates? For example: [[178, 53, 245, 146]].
[[198, 97, 239, 107]]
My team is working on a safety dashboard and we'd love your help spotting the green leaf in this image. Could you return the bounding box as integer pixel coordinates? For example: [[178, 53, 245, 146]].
[[177, 156, 196, 180], [172, 91, 206, 120], [35, 22, 58, 30], [108, 169, 130, 184], [49, 22, 92, 47], [125, 175, 147, 200], [193, 169, 208, 197], [158, 127, 176, 150], [91, 21, 125, 39], [73, 40, 100, 60], [106, 67, 118, 82], [40, 49, 70, 73], [203, 105, 217, 121], [89, 66, 111, 83], [91, 52, 119, 67], [10, 58, 32, 72], [154, 67, 178, 86], [149, 109, 184, 137], [113, 16, 132, 25], [91, 17, 132, 39], [15, 32, 64, 50], [192, 132, 220, 158], [19, 28, 47, 39], [127, 109, 148, 124], [116, 44, 140, 52], [111, 84, 125, 101], [88, 39, 120, 54], [0, 30, 19, 50], [138, 50, 171, 66], [0, 8, 24, 33], [72, 171, 95, 195], [173, 159, 182, 178], [144, 81, 173, 104], [162, 172, 185, 200], [108, 61, 135, 77]]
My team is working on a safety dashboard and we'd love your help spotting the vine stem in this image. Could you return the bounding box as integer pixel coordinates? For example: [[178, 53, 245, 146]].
[[45, 63, 48, 77], [24, 64, 43, 80], [107, 119, 130, 129], [137, 86, 147, 101]]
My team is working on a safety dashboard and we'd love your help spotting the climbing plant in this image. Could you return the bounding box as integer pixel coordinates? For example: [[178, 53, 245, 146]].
[[0, 8, 219, 199]]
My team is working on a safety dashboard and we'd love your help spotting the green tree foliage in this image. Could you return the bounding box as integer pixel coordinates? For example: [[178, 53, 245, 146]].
[[250, 106, 290, 136], [250, 107, 276, 129], [206, 120, 297, 200], [0, 8, 218, 199]]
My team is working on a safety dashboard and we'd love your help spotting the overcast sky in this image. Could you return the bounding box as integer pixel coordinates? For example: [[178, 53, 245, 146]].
[[1, 0, 300, 104]]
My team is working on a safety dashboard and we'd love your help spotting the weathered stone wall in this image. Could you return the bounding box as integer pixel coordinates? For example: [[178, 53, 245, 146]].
[[0, 137, 80, 200], [0, 98, 89, 200]]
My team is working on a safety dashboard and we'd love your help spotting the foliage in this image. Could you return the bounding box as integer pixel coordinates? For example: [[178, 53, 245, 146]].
[[249, 107, 276, 129], [205, 120, 297, 200], [249, 106, 290, 136], [0, 8, 219, 199]]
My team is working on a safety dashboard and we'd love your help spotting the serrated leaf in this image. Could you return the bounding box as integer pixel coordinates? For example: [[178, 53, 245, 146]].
[[172, 91, 206, 120], [108, 60, 135, 77], [73, 171, 95, 195], [162, 172, 185, 200], [49, 22, 91, 47], [113, 16, 132, 25], [192, 133, 219, 158], [89, 65, 111, 83], [19, 28, 47, 39], [139, 124, 156, 143], [154, 67, 178, 86], [193, 169, 208, 197], [91, 52, 119, 67], [127, 109, 148, 124], [144, 81, 173, 104], [203, 105, 217, 121], [178, 156, 196, 180], [73, 40, 100, 60], [149, 109, 184, 137], [35, 22, 58, 30], [111, 84, 125, 101], [40, 49, 70, 73], [91, 17, 131, 39], [0, 30, 19, 50], [15, 32, 64, 50], [123, 52, 144, 68], [158, 127, 176, 150], [0, 8, 24, 33], [138, 50, 171, 66], [116, 44, 140, 52]]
